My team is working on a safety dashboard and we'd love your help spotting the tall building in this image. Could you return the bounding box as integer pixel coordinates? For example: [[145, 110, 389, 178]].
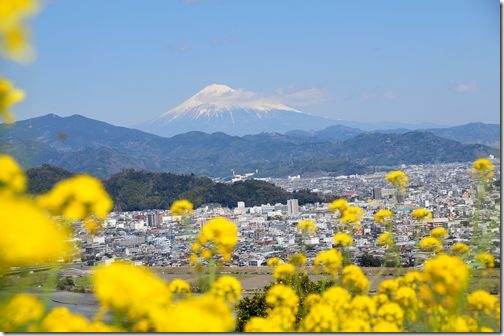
[[372, 187, 382, 200], [287, 199, 299, 217]]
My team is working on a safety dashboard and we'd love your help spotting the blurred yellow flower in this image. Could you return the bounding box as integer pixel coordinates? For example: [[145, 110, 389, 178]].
[[333, 232, 352, 247], [472, 158, 494, 180], [385, 170, 408, 191], [411, 208, 432, 221], [37, 307, 115, 332], [168, 278, 191, 301], [313, 249, 342, 276], [0, 294, 44, 331], [419, 236, 442, 253], [0, 0, 38, 62], [267, 257, 283, 268], [91, 261, 171, 319], [450, 242, 470, 255], [288, 253, 307, 267], [0, 154, 26, 193], [245, 316, 284, 332], [467, 290, 498, 316], [328, 198, 348, 214], [0, 78, 24, 123], [170, 199, 193, 217], [340, 206, 364, 225], [374, 209, 393, 225], [210, 275, 242, 305], [145, 294, 235, 332], [430, 227, 447, 240], [37, 174, 113, 221], [273, 263, 296, 281], [475, 252, 494, 268], [377, 232, 393, 247], [342, 265, 369, 294], [424, 254, 469, 298], [266, 284, 299, 311], [377, 302, 404, 328], [197, 217, 238, 262], [296, 219, 317, 234], [0, 194, 73, 269]]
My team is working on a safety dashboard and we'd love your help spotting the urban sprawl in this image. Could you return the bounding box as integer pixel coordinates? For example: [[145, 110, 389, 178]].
[[78, 161, 500, 269]]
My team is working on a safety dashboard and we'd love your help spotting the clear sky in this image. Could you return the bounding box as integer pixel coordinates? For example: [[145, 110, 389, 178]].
[[2, 0, 500, 127]]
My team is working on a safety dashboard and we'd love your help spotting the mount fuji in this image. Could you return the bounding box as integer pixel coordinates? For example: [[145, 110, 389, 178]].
[[139, 84, 337, 136]]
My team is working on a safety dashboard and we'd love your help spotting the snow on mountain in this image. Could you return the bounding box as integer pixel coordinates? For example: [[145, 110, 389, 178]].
[[140, 84, 337, 136], [161, 84, 300, 121]]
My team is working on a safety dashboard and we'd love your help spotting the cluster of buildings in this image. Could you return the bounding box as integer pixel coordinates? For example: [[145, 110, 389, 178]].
[[76, 161, 500, 268]]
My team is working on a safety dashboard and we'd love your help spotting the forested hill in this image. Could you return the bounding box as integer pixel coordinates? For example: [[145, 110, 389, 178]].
[[26, 165, 326, 211]]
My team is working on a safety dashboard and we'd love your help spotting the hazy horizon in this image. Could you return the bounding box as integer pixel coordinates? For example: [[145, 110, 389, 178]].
[[3, 0, 499, 128]]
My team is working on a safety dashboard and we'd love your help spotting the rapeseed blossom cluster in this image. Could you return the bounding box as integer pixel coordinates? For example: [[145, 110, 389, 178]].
[[333, 232, 352, 247], [411, 207, 432, 221], [191, 216, 238, 262], [472, 158, 494, 181], [374, 208, 393, 225], [0, 0, 38, 61], [385, 170, 408, 191], [296, 219, 317, 234], [170, 199, 193, 217], [0, 78, 24, 123]]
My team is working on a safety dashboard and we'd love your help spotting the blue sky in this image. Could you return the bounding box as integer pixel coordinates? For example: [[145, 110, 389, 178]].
[[3, 0, 500, 127]]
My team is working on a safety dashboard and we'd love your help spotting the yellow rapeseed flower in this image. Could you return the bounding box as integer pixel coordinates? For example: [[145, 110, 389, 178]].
[[424, 254, 469, 298], [0, 194, 73, 269], [288, 253, 307, 267], [385, 170, 408, 191], [419, 236, 442, 253], [333, 232, 352, 247], [342, 265, 369, 294], [91, 261, 171, 319], [198, 217, 238, 262], [373, 320, 401, 332], [377, 232, 393, 247], [313, 249, 343, 276], [430, 227, 447, 240], [0, 154, 26, 192], [0, 0, 38, 62], [170, 199, 193, 217], [245, 316, 284, 332], [296, 219, 317, 234], [467, 290, 498, 316], [377, 302, 404, 328], [378, 279, 399, 298], [340, 206, 364, 225], [304, 293, 321, 309], [0, 78, 24, 123], [147, 294, 235, 332], [411, 208, 432, 221], [37, 174, 113, 221], [266, 284, 299, 311], [328, 198, 348, 214], [374, 209, 393, 225], [451, 242, 470, 255], [167, 278, 191, 301], [37, 307, 116, 332], [0, 294, 44, 331], [472, 158, 494, 180], [273, 263, 296, 281], [298, 302, 339, 332], [475, 252, 495, 268], [210, 275, 242, 305], [267, 257, 283, 268]]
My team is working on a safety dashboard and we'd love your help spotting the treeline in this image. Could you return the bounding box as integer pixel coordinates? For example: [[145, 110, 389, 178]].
[[26, 165, 328, 211]]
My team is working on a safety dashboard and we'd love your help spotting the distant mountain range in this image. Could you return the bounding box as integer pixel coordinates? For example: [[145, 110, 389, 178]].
[[287, 122, 500, 148], [0, 113, 498, 179]]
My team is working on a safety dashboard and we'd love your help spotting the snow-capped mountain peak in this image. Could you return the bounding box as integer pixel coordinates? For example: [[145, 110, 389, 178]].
[[161, 84, 300, 121]]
